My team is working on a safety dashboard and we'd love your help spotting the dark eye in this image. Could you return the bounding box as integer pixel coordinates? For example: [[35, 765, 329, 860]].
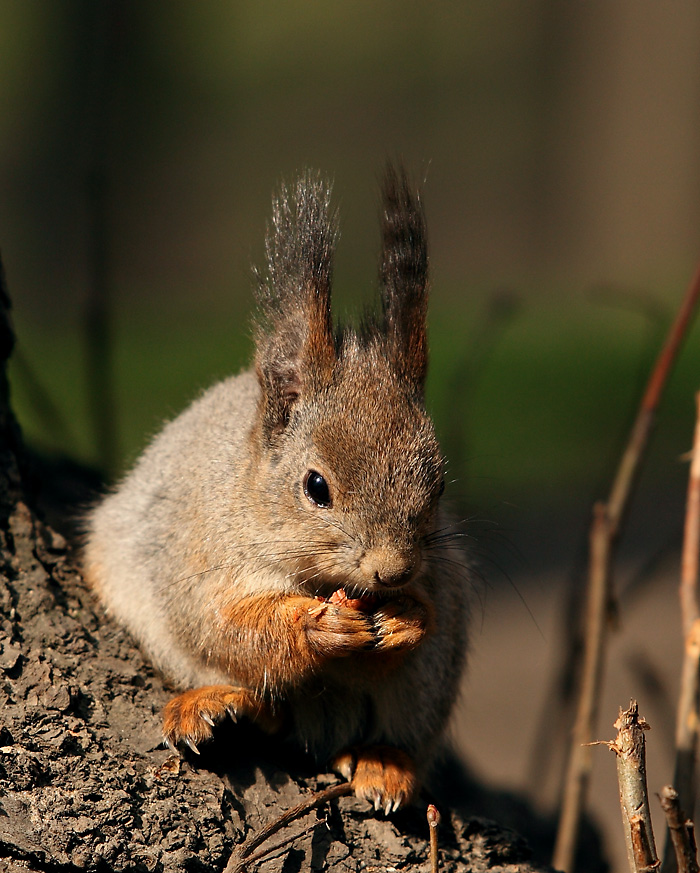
[[304, 470, 332, 508]]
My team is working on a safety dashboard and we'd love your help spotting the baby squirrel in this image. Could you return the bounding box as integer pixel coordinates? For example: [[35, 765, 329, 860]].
[[83, 165, 471, 813]]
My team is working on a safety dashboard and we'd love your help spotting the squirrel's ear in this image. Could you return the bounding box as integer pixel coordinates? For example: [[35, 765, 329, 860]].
[[254, 172, 338, 437], [379, 164, 428, 395]]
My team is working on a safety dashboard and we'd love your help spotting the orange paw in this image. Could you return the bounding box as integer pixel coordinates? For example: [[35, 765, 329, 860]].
[[332, 746, 419, 813], [162, 685, 282, 753], [304, 599, 376, 657], [371, 597, 431, 652]]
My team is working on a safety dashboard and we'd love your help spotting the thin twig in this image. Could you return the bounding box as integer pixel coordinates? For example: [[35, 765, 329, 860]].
[[660, 784, 700, 873], [554, 503, 612, 871], [553, 263, 700, 873], [609, 701, 659, 873], [678, 393, 700, 640], [224, 781, 352, 873], [663, 394, 700, 873], [671, 618, 700, 810], [427, 803, 440, 873], [234, 818, 323, 871]]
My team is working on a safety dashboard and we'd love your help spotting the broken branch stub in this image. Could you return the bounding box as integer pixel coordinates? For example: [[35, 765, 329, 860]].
[[659, 784, 699, 873], [610, 701, 659, 873]]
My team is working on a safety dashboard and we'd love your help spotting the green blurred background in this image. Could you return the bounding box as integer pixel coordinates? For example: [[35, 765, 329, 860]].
[[2, 0, 699, 571]]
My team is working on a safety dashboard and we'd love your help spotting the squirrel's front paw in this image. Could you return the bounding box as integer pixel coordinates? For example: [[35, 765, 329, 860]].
[[333, 746, 418, 813], [371, 597, 432, 652], [301, 598, 376, 657], [162, 685, 282, 753]]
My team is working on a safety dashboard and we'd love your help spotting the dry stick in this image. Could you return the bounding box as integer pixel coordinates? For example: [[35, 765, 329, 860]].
[[608, 701, 659, 873], [675, 392, 700, 807], [231, 819, 322, 872], [660, 785, 700, 873], [428, 804, 441, 873], [662, 393, 700, 873], [553, 263, 700, 873], [224, 781, 352, 873], [679, 394, 700, 641]]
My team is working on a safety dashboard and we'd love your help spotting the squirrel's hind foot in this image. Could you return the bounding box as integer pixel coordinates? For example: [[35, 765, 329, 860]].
[[162, 684, 282, 752], [332, 745, 418, 814]]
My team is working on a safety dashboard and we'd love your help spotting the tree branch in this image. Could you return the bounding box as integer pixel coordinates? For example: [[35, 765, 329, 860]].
[[660, 784, 699, 873], [663, 393, 700, 872], [608, 701, 659, 873], [553, 263, 700, 873]]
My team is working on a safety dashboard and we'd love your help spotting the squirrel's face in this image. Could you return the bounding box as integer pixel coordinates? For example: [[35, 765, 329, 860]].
[[251, 166, 443, 596], [255, 357, 444, 596]]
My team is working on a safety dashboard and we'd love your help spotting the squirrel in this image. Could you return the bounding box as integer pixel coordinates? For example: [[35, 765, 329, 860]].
[[82, 165, 471, 814]]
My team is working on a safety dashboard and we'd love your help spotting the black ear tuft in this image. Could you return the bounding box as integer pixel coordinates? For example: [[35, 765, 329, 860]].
[[379, 164, 429, 394], [254, 172, 339, 437]]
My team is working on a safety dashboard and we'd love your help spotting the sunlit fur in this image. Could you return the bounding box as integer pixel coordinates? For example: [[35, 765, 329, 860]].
[[83, 165, 472, 809]]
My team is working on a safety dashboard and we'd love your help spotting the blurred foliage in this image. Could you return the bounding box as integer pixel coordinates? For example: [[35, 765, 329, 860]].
[[9, 286, 700, 516], [1, 1, 699, 561]]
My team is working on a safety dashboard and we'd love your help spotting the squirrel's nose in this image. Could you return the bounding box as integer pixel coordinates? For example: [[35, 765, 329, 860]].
[[360, 546, 418, 588]]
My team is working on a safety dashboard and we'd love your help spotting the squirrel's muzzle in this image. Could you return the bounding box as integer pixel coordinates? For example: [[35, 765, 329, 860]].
[[359, 545, 418, 589]]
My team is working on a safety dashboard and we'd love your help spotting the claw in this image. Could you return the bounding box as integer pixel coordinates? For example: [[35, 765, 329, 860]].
[[333, 752, 355, 781], [163, 737, 176, 752], [226, 707, 238, 723], [384, 799, 392, 816], [373, 792, 382, 811], [201, 712, 215, 727], [184, 737, 200, 755], [391, 795, 403, 813]]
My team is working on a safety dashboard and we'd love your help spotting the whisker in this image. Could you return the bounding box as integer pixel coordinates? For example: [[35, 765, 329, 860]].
[[427, 557, 476, 579], [297, 555, 353, 587], [425, 532, 476, 546]]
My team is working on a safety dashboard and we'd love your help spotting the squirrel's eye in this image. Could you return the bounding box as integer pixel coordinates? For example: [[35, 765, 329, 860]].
[[304, 470, 332, 508]]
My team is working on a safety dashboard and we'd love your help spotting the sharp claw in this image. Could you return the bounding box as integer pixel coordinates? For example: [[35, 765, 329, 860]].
[[384, 799, 392, 816], [392, 795, 403, 813], [201, 713, 215, 726], [335, 762, 353, 781], [373, 792, 382, 811], [184, 737, 200, 755], [226, 707, 238, 723], [163, 737, 176, 752]]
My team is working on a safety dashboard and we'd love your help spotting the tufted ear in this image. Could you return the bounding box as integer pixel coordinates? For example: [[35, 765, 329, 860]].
[[378, 164, 429, 395], [254, 172, 338, 437]]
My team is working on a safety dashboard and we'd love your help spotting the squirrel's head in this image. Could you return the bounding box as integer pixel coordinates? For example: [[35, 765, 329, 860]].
[[252, 165, 444, 594]]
